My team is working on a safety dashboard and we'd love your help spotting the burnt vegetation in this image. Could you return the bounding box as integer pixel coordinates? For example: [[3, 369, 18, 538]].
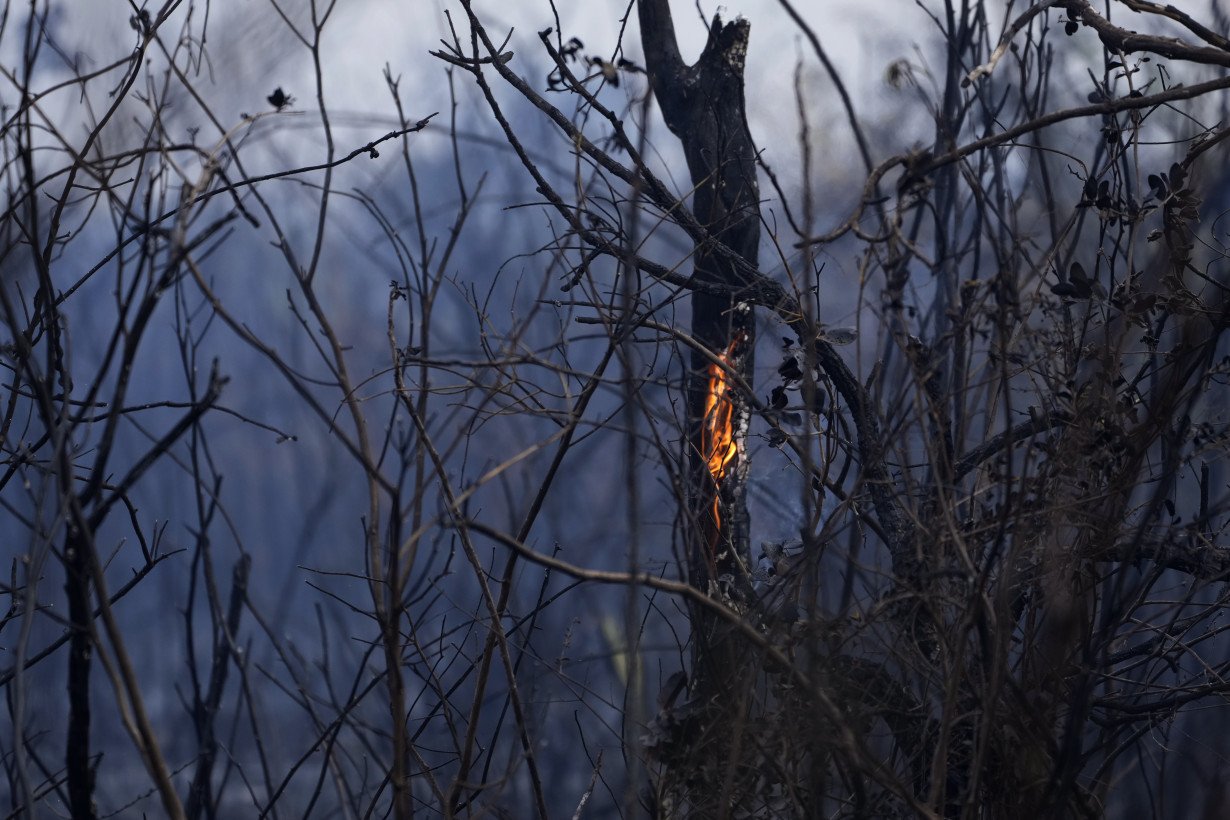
[[3, 1, 1230, 818]]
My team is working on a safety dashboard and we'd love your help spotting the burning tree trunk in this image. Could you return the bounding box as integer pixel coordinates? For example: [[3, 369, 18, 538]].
[[638, 2, 763, 814], [638, 1, 759, 591]]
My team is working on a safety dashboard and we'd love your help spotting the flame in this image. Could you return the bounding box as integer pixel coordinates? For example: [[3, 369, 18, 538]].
[[702, 333, 743, 545]]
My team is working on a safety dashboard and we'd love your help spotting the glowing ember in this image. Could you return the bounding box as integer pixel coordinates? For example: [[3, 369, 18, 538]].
[[702, 333, 743, 544]]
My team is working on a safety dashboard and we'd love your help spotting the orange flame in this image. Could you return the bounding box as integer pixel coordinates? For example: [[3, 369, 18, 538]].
[[702, 333, 743, 546]]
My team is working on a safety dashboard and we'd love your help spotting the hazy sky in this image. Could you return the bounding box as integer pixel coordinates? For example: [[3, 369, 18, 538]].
[[320, 0, 933, 157]]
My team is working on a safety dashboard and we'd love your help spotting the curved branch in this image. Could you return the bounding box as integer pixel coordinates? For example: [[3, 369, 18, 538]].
[[1067, 0, 1230, 68], [1117, 0, 1230, 52], [954, 411, 1072, 481]]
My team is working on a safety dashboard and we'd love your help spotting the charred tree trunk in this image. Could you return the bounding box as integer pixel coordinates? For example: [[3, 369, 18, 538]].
[[638, 2, 763, 814], [638, 2, 759, 589]]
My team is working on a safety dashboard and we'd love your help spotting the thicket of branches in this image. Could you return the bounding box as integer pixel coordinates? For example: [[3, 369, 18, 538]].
[[3, 0, 1230, 818]]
